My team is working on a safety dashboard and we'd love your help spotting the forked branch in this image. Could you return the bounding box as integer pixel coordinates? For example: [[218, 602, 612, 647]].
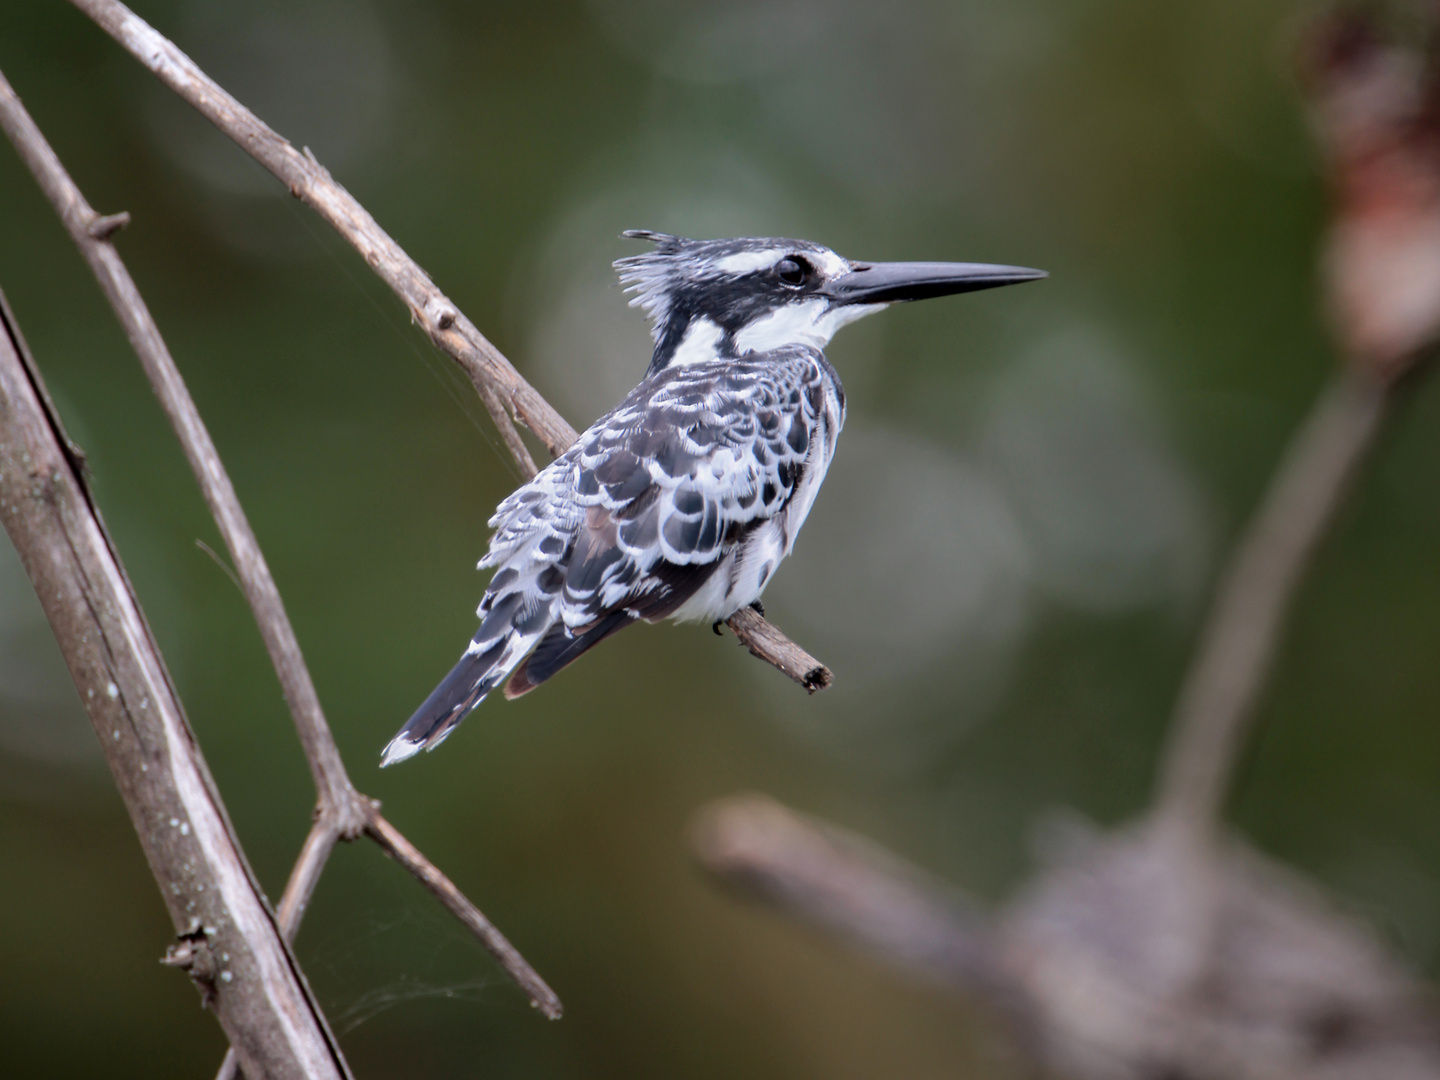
[[0, 49, 559, 1055]]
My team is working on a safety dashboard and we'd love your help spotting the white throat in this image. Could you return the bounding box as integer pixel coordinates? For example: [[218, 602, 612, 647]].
[[734, 300, 885, 355]]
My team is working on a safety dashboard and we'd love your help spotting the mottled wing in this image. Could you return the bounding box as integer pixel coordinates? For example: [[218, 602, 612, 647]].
[[486, 346, 830, 692], [560, 345, 826, 624]]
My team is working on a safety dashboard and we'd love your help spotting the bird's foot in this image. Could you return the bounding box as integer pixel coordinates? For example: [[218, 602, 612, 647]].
[[714, 601, 762, 635]]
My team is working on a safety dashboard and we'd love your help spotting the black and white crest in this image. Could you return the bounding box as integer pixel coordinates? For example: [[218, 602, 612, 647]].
[[381, 231, 1045, 765]]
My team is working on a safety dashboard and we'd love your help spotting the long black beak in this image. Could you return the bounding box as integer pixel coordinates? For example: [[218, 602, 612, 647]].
[[824, 261, 1047, 305]]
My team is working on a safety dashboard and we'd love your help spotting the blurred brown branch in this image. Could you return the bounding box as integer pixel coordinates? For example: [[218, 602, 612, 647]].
[[694, 795, 1029, 1019], [66, 0, 831, 694], [1153, 369, 1389, 844], [698, 796, 1440, 1080], [0, 289, 349, 1080], [695, 6, 1440, 1079], [1154, 0, 1440, 862]]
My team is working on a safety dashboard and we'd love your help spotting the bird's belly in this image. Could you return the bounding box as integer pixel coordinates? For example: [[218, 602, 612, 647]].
[[723, 518, 789, 610], [667, 518, 788, 624], [667, 561, 739, 623]]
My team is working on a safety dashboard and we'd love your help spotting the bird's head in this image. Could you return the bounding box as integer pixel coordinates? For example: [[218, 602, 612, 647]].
[[615, 230, 1045, 377]]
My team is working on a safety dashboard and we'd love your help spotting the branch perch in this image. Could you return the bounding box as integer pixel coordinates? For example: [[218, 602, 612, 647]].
[[723, 607, 832, 691], [66, 0, 831, 693]]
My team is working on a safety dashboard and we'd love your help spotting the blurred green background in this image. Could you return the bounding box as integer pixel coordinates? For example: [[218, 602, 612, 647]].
[[1, 0, 1438, 1076]]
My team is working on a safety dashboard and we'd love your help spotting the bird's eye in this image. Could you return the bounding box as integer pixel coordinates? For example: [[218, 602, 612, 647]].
[[776, 257, 809, 287]]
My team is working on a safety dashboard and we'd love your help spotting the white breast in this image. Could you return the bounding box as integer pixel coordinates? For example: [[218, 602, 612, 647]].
[[668, 376, 843, 624]]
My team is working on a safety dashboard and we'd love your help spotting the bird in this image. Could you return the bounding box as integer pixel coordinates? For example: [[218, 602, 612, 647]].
[[380, 230, 1044, 766]]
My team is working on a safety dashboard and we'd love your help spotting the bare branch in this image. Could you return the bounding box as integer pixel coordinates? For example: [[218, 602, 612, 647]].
[[695, 797, 1440, 1080], [0, 61, 360, 831], [277, 824, 341, 938], [213, 804, 562, 1080], [215, 808, 565, 1078], [69, 0, 572, 456], [0, 55, 561, 1035], [66, 0, 829, 689], [259, 806, 564, 1023], [213, 822, 343, 1080], [0, 290, 350, 1080], [214, 801, 563, 1080]]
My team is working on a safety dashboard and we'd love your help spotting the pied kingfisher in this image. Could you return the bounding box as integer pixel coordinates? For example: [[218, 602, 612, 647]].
[[381, 231, 1044, 765]]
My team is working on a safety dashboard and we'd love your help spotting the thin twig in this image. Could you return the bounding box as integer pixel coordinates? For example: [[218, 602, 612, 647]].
[[67, 0, 829, 686], [364, 807, 563, 1015], [0, 55, 561, 1046], [1154, 369, 1391, 841], [276, 820, 341, 936], [214, 803, 562, 1080], [0, 290, 350, 1080], [476, 378, 540, 480]]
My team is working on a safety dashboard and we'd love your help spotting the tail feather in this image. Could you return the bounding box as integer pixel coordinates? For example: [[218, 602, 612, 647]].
[[381, 640, 506, 766], [382, 594, 555, 766], [504, 611, 635, 699]]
